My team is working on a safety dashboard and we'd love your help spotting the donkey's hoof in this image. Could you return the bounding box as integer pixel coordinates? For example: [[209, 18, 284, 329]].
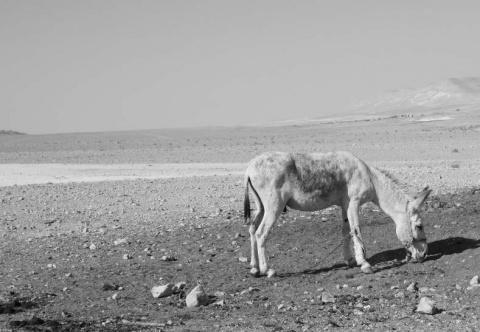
[[250, 268, 260, 278], [402, 255, 412, 263], [267, 269, 277, 278], [361, 264, 374, 274]]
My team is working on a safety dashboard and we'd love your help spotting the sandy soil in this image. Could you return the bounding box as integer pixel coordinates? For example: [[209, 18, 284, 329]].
[[0, 164, 244, 187], [1, 111, 480, 331]]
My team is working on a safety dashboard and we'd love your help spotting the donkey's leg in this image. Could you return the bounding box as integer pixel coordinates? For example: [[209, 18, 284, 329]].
[[249, 209, 264, 277], [347, 200, 373, 274], [256, 208, 282, 277], [341, 206, 356, 267]]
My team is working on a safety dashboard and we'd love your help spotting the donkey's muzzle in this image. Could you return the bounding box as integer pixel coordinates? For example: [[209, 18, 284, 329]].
[[409, 240, 428, 262]]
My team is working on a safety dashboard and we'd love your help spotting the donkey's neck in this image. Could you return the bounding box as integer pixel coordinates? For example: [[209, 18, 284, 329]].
[[369, 167, 409, 218]]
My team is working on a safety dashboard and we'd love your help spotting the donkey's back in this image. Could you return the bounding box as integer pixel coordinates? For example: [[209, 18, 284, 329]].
[[245, 151, 374, 212]]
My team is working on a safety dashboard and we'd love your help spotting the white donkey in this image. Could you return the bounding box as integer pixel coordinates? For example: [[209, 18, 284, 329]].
[[244, 151, 431, 277]]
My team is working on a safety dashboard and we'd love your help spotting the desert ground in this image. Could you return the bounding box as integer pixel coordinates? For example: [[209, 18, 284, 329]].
[[1, 109, 480, 331]]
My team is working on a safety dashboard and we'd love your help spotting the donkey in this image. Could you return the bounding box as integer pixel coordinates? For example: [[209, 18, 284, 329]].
[[244, 151, 431, 277]]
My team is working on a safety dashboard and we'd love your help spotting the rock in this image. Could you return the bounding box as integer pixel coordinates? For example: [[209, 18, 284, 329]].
[[395, 291, 405, 299], [419, 287, 429, 292], [151, 284, 175, 298], [114, 238, 127, 245], [407, 282, 418, 292], [186, 284, 210, 307], [212, 299, 226, 307], [238, 257, 248, 263], [278, 303, 285, 310], [321, 292, 335, 303], [123, 254, 132, 260], [353, 308, 363, 316], [416, 297, 437, 315], [89, 243, 97, 250], [160, 255, 177, 261], [469, 275, 479, 286], [102, 283, 119, 291]]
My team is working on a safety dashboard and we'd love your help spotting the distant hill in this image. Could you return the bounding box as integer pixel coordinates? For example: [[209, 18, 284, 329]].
[[254, 77, 480, 127], [0, 130, 26, 135], [348, 77, 480, 116]]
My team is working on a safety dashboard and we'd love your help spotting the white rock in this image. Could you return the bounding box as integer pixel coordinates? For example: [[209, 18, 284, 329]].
[[416, 297, 437, 315], [238, 257, 248, 263], [407, 282, 418, 292], [186, 284, 210, 307], [321, 292, 335, 303], [469, 275, 479, 286], [151, 284, 174, 298], [114, 238, 127, 245], [212, 299, 226, 307], [89, 243, 97, 250]]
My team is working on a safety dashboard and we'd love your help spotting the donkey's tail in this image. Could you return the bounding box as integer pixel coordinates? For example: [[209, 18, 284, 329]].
[[244, 176, 261, 224]]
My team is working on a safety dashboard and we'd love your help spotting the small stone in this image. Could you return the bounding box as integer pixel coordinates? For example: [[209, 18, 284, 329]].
[[469, 275, 479, 286], [395, 291, 405, 299], [357, 285, 364, 290], [123, 254, 132, 260], [214, 291, 225, 297], [419, 287, 429, 292], [278, 303, 285, 310], [321, 292, 335, 304], [89, 243, 97, 250], [364, 305, 374, 312], [212, 299, 226, 307], [112, 293, 118, 300], [151, 284, 175, 298], [114, 238, 128, 245], [234, 232, 243, 239], [238, 257, 248, 263], [416, 297, 437, 315], [160, 255, 177, 261], [102, 283, 119, 291], [407, 282, 418, 292], [353, 308, 363, 316], [186, 284, 210, 307]]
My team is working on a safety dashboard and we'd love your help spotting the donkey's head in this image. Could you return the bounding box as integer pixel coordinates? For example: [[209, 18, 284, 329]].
[[395, 187, 432, 262]]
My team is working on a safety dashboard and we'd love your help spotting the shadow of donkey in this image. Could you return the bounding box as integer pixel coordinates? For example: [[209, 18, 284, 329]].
[[279, 237, 480, 277]]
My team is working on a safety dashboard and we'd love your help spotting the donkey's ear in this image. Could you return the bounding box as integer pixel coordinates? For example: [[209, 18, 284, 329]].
[[410, 186, 432, 210]]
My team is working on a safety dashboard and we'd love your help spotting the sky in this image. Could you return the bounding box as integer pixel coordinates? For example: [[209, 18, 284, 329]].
[[1, 1, 480, 134]]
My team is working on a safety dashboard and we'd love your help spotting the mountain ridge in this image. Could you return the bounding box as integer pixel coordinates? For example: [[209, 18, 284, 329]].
[[348, 77, 480, 116]]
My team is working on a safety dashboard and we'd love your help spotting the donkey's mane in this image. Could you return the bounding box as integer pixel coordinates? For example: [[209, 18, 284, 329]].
[[371, 166, 414, 201]]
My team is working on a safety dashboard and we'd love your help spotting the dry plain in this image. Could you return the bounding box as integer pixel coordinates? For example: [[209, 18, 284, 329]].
[[1, 109, 480, 331]]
